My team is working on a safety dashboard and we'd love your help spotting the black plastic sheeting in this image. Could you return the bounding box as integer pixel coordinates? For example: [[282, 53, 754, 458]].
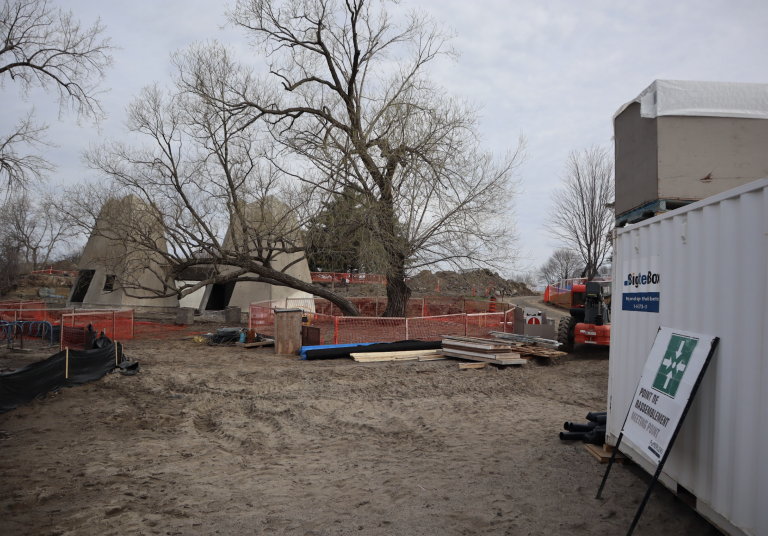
[[303, 340, 443, 360], [0, 342, 128, 413]]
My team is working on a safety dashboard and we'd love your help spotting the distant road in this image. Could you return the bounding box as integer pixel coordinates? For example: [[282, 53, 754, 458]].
[[508, 294, 568, 322]]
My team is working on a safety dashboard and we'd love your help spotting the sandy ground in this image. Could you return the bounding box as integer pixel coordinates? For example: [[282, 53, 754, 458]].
[[0, 338, 720, 536]]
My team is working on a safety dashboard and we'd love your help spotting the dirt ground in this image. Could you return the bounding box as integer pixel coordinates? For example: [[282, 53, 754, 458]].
[[0, 337, 720, 535]]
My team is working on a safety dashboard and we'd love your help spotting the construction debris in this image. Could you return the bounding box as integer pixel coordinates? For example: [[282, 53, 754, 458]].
[[441, 336, 528, 365], [489, 331, 561, 349], [441, 335, 566, 364]]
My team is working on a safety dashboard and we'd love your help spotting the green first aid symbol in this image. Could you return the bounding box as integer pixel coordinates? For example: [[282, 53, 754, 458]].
[[652, 335, 698, 398]]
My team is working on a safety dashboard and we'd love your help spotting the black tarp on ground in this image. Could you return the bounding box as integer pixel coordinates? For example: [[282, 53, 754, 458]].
[[302, 340, 442, 360], [0, 342, 126, 413]]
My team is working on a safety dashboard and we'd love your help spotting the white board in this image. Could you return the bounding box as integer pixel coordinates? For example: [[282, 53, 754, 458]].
[[620, 327, 718, 465]]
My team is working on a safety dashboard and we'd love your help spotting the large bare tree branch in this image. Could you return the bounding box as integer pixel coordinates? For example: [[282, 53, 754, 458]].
[[0, 0, 114, 191]]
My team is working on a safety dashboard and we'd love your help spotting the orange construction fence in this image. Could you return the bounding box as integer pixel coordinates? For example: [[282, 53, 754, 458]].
[[30, 268, 78, 277], [249, 299, 514, 345], [0, 300, 47, 311], [310, 272, 387, 285], [255, 296, 510, 318]]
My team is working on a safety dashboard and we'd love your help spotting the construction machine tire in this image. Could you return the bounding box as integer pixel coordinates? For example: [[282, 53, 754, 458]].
[[558, 316, 576, 353]]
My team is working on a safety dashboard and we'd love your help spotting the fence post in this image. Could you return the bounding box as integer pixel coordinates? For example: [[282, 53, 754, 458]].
[[464, 314, 467, 337], [130, 309, 134, 339], [422, 298, 426, 317], [112, 311, 116, 339], [333, 317, 339, 345], [405, 318, 409, 340]]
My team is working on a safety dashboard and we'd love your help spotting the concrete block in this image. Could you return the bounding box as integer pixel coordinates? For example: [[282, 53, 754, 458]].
[[224, 306, 241, 324], [175, 307, 195, 325]]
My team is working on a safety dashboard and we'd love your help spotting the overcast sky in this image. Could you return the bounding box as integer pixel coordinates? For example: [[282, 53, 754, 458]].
[[2, 0, 767, 274]]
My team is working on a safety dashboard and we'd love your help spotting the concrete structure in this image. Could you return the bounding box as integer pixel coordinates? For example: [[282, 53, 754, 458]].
[[614, 80, 768, 225], [175, 198, 314, 312], [69, 196, 313, 313], [68, 196, 179, 309], [609, 178, 768, 536]]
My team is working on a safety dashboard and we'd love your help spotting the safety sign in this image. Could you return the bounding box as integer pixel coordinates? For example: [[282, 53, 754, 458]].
[[596, 327, 719, 536], [619, 327, 716, 463]]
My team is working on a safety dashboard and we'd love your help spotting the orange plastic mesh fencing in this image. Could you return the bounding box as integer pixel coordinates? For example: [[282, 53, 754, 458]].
[[0, 300, 47, 311], [310, 272, 387, 284], [0, 308, 74, 324], [253, 302, 516, 346], [249, 304, 275, 336], [463, 298, 511, 314], [333, 315, 407, 344], [466, 312, 513, 338], [132, 321, 207, 340], [60, 310, 134, 349], [303, 297, 425, 317], [405, 314, 467, 340]]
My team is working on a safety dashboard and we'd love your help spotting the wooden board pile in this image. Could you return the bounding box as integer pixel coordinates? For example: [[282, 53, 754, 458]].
[[441, 335, 567, 365], [350, 350, 444, 363], [440, 336, 528, 365]]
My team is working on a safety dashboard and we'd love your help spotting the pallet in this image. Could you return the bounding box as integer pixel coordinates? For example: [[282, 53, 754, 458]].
[[584, 443, 632, 464], [439, 350, 527, 366]]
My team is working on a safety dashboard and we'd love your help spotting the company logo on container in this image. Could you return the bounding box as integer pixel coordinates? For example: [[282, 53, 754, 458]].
[[625, 272, 660, 288]]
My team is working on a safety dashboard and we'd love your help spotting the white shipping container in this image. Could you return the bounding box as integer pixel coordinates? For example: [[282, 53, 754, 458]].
[[609, 178, 768, 536]]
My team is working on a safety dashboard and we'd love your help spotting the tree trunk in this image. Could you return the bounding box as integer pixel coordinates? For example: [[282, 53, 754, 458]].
[[383, 259, 411, 317]]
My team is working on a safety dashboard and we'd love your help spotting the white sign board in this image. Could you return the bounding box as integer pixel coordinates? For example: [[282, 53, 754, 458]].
[[621, 327, 718, 464]]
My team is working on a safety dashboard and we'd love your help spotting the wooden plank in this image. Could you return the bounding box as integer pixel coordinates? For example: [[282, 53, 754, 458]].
[[353, 350, 442, 363], [458, 362, 486, 370], [439, 350, 527, 366], [584, 443, 631, 464], [236, 340, 274, 348], [351, 349, 441, 360], [442, 346, 521, 360], [418, 356, 447, 361], [355, 356, 420, 363], [442, 336, 514, 350]]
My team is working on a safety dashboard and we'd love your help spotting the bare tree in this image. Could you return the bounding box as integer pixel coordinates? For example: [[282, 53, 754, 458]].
[[62, 49, 363, 316], [0, 0, 114, 190], [544, 146, 614, 281], [0, 189, 77, 269], [539, 248, 583, 285], [195, 0, 527, 316]]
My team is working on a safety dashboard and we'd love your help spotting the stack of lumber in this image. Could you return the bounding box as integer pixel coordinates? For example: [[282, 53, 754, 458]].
[[490, 331, 561, 349], [440, 336, 528, 365], [350, 349, 444, 363]]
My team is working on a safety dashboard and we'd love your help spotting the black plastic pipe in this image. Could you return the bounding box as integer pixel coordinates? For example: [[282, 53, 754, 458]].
[[564, 422, 598, 432], [586, 411, 607, 423], [559, 431, 587, 441]]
